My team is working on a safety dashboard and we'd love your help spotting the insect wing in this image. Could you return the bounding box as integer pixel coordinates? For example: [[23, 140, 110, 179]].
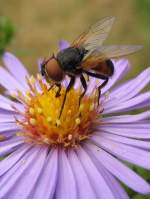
[[71, 16, 115, 50], [81, 45, 143, 69], [95, 45, 143, 59]]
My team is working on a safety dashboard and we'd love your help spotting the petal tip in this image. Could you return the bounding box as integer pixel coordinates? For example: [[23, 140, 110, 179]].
[[58, 40, 70, 50]]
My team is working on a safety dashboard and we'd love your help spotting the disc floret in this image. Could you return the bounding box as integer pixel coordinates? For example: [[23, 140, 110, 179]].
[[14, 75, 100, 147]]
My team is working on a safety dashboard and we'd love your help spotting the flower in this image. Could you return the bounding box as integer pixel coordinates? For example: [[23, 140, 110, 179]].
[[0, 41, 150, 199]]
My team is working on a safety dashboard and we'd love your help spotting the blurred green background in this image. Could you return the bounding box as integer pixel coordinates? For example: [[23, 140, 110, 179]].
[[0, 0, 150, 198], [0, 0, 150, 76]]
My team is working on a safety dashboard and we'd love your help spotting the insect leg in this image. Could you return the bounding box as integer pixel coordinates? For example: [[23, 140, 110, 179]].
[[83, 70, 108, 80], [97, 78, 108, 105], [55, 83, 62, 97], [48, 84, 54, 92], [79, 75, 87, 106], [83, 70, 108, 105], [59, 76, 75, 119]]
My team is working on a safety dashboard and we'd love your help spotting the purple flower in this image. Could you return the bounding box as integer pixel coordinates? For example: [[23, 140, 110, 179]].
[[0, 40, 150, 199]]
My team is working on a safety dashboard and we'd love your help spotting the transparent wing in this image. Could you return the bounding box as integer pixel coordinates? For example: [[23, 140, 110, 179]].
[[71, 16, 115, 50], [94, 45, 143, 59], [82, 45, 143, 69]]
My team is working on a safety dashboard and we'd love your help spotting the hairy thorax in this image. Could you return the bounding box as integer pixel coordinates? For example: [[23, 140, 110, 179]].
[[57, 47, 87, 72]]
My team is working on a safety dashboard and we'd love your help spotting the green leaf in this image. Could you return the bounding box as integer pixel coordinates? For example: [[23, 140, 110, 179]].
[[132, 194, 150, 199], [0, 16, 15, 56]]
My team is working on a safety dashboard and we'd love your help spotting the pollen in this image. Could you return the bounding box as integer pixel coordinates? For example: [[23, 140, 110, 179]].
[[90, 103, 95, 111], [29, 75, 36, 84], [79, 104, 84, 111], [29, 108, 35, 115], [29, 118, 37, 125], [75, 118, 81, 125], [56, 119, 61, 126], [37, 73, 42, 81], [14, 74, 100, 148], [37, 107, 42, 114], [46, 116, 52, 123]]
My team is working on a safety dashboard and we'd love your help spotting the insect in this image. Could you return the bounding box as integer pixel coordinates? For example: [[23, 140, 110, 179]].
[[41, 16, 142, 118]]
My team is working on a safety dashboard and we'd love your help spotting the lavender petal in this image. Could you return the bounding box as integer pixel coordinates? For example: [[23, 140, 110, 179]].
[[109, 67, 150, 102], [76, 146, 116, 199], [102, 59, 130, 94], [0, 67, 26, 92], [98, 125, 150, 139], [0, 94, 24, 113], [0, 146, 47, 199], [32, 149, 58, 199], [85, 142, 150, 194], [0, 122, 21, 133], [58, 40, 70, 50], [68, 150, 97, 199], [103, 92, 150, 114], [99, 165, 129, 199], [0, 136, 24, 156], [0, 144, 31, 176], [55, 149, 77, 199], [3, 52, 29, 88], [102, 110, 150, 123], [91, 135, 150, 169], [88, 151, 130, 199], [0, 114, 16, 123], [98, 133, 150, 149]]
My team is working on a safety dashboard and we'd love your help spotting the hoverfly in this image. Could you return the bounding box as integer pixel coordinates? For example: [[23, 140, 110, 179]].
[[41, 16, 142, 118]]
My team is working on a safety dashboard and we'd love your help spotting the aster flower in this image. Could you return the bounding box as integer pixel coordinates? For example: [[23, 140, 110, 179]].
[[0, 40, 150, 199]]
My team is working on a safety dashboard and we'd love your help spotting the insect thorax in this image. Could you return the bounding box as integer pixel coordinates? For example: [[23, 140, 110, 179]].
[[57, 47, 87, 71]]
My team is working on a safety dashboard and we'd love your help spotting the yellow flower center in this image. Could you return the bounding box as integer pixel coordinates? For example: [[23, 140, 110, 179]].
[[14, 74, 100, 148]]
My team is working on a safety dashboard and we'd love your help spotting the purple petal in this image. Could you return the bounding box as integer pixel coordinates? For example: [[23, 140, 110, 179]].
[[0, 144, 31, 176], [33, 149, 58, 199], [102, 59, 130, 94], [103, 92, 150, 114], [102, 110, 150, 123], [0, 123, 21, 133], [0, 137, 24, 156], [99, 166, 129, 199], [0, 94, 13, 103], [86, 78, 97, 95], [109, 67, 150, 101], [97, 132, 150, 150], [0, 95, 24, 113], [55, 149, 77, 199], [0, 67, 26, 92], [0, 101, 15, 112], [58, 40, 70, 50], [91, 135, 150, 169], [0, 114, 18, 123], [103, 67, 150, 110], [76, 147, 116, 199], [0, 146, 47, 199], [68, 150, 96, 199], [129, 98, 150, 110], [85, 142, 150, 194], [3, 52, 29, 88], [98, 124, 150, 139], [88, 152, 130, 199], [0, 130, 20, 139]]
